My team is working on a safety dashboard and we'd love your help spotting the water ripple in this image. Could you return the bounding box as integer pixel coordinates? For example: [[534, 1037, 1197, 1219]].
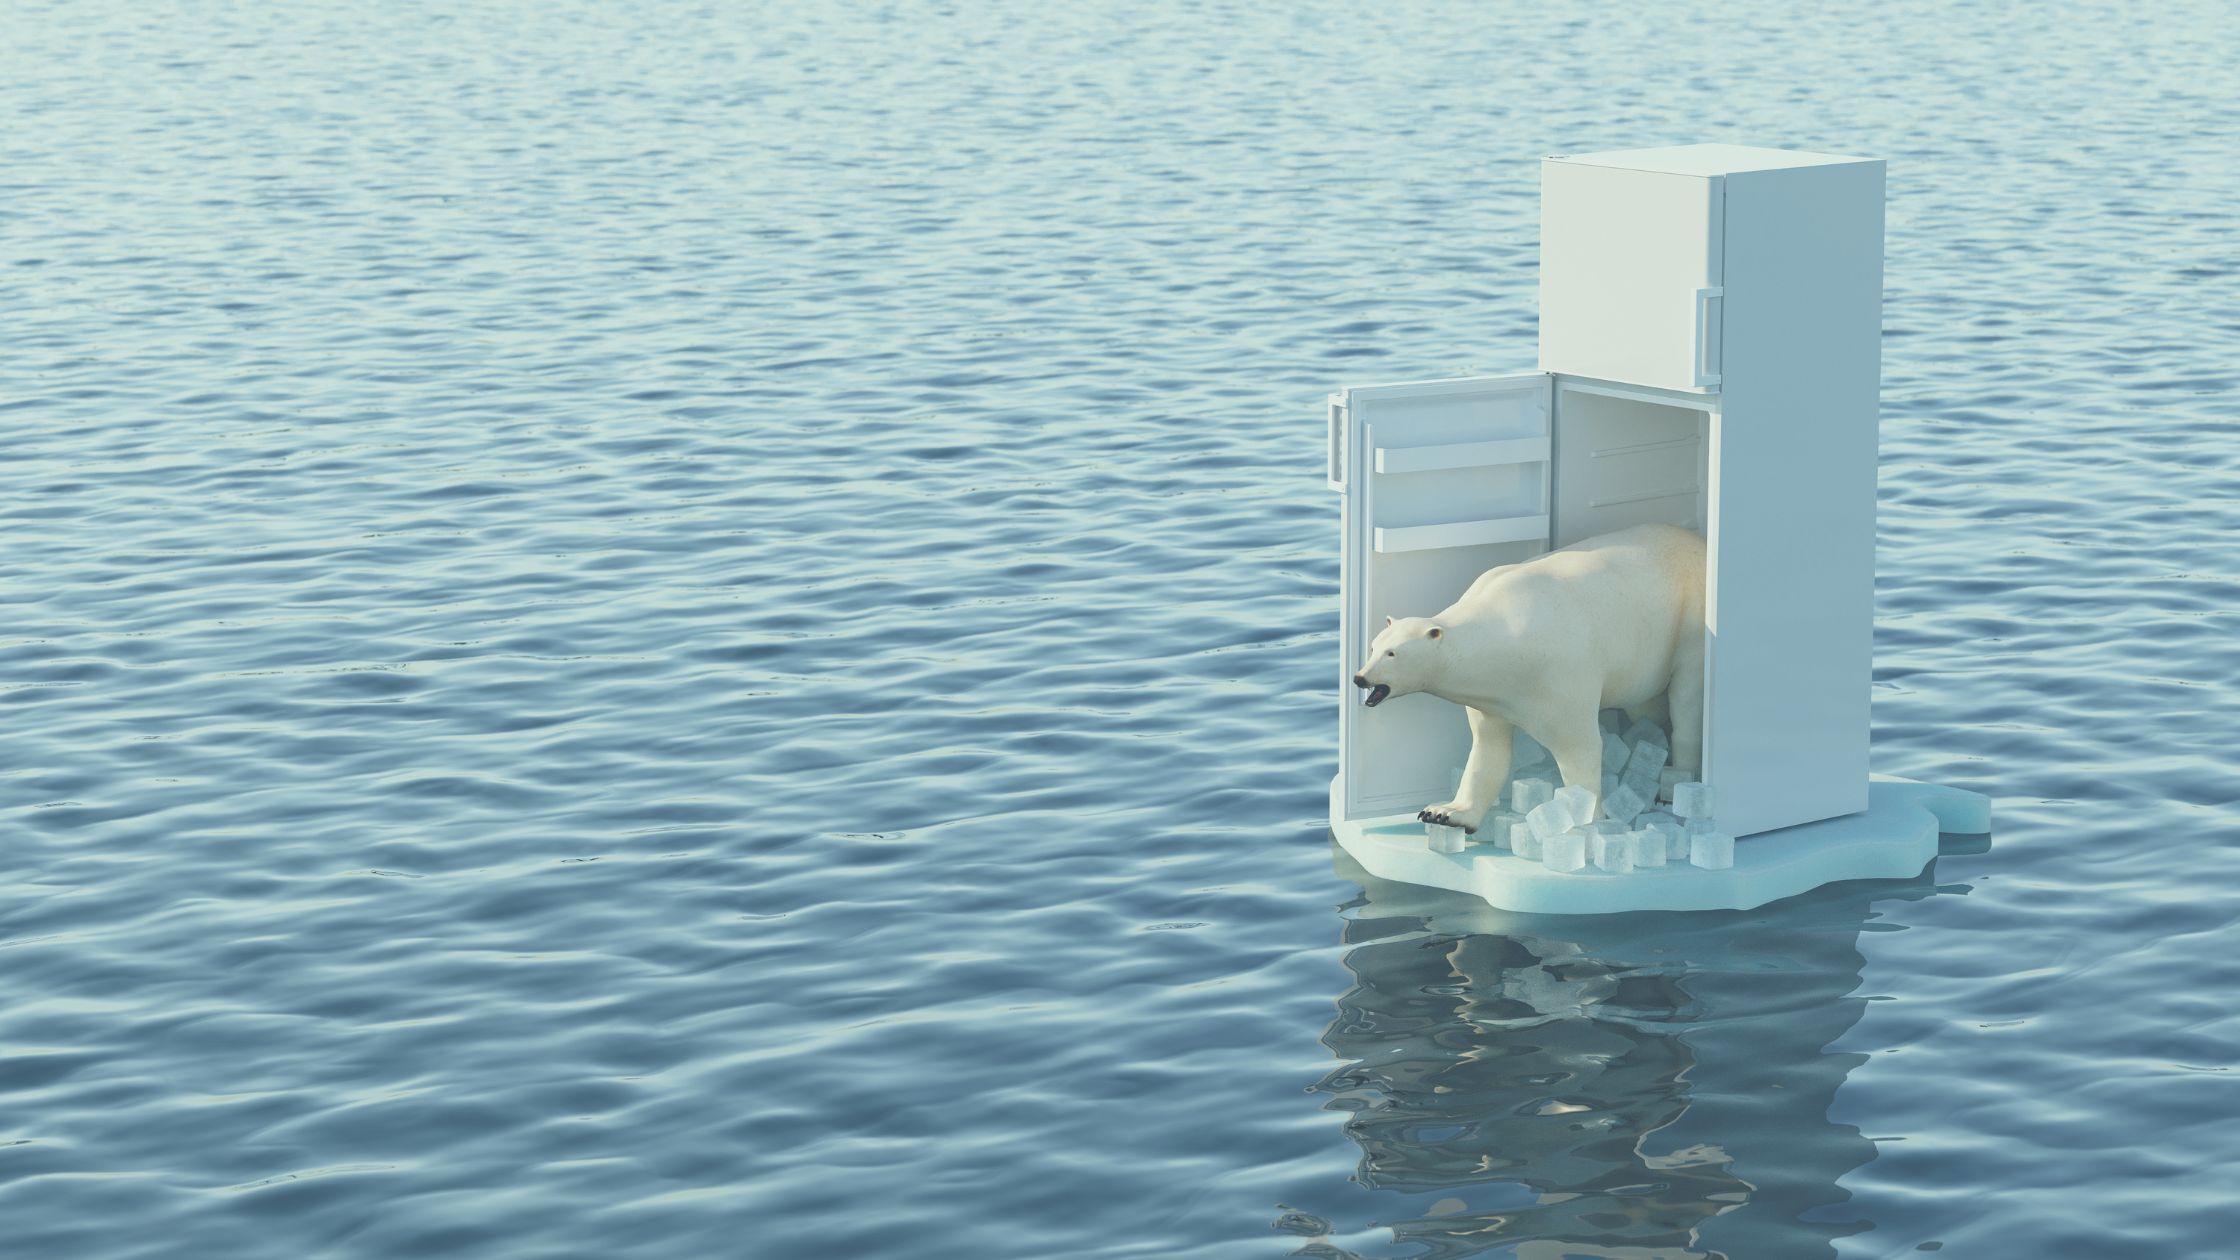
[[4, 1, 2240, 1257]]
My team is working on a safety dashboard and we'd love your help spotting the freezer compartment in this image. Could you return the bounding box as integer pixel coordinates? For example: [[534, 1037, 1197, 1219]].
[[1539, 160, 1724, 393]]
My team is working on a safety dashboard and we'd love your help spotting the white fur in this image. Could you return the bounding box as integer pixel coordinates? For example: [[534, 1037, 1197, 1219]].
[[1353, 524, 1706, 832]]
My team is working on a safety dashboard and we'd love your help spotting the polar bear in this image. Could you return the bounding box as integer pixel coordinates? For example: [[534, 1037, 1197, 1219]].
[[1351, 523, 1705, 833]]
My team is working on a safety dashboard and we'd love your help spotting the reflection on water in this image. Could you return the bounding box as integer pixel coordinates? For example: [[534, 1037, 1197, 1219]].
[[1296, 848, 1960, 1259]]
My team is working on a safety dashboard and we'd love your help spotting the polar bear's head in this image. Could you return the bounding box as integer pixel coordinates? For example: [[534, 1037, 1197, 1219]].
[[1353, 615, 1444, 707]]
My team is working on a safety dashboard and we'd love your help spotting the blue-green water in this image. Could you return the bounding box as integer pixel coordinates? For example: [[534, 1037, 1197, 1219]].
[[5, 3, 2238, 1256]]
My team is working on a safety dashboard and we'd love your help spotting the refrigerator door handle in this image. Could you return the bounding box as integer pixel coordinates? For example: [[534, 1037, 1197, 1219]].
[[1326, 395, 1349, 492], [1693, 286, 1724, 389]]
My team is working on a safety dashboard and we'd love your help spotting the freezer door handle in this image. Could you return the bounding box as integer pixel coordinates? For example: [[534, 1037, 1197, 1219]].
[[1326, 395, 1349, 492], [1693, 286, 1724, 389]]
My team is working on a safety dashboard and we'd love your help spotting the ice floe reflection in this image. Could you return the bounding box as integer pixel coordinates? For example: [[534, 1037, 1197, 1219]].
[[1300, 845, 1969, 1259]]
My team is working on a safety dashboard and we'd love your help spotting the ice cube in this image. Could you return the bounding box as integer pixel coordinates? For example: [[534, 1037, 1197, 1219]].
[[1639, 816, 1685, 860], [1602, 782, 1648, 826], [1657, 767, 1687, 802], [1590, 831, 1634, 873], [1622, 717, 1670, 752], [1511, 825, 1542, 861], [1427, 824, 1466, 854], [1527, 798, 1575, 842], [1598, 709, 1626, 736], [1689, 830, 1734, 869], [1601, 731, 1630, 776], [1602, 774, 1619, 801], [1506, 821, 1532, 854], [1482, 811, 1517, 847], [1623, 741, 1668, 792], [1627, 829, 1667, 868], [1671, 781, 1714, 821], [1541, 830, 1587, 873], [1510, 777, 1554, 815], [1552, 784, 1596, 826]]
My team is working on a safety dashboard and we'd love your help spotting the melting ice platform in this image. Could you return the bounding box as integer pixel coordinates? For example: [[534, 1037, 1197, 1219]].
[[1330, 776, 1990, 916]]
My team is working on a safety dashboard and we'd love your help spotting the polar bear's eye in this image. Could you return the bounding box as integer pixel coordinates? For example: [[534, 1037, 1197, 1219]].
[[1384, 650, 1394, 657]]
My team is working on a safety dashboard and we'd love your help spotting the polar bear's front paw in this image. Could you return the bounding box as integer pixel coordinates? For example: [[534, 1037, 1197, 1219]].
[[1418, 802, 1491, 834]]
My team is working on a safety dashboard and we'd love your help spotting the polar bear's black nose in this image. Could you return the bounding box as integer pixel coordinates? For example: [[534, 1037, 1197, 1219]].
[[1352, 674, 1369, 688]]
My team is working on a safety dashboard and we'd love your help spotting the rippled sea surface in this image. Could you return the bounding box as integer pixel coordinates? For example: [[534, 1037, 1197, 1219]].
[[6, 3, 2239, 1256]]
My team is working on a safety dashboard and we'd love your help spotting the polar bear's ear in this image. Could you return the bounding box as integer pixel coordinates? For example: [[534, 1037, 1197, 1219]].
[[1426, 625, 1443, 639], [1384, 615, 1394, 627]]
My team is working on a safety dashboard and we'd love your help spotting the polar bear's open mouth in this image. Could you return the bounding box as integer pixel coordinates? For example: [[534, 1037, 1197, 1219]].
[[1362, 683, 1390, 707]]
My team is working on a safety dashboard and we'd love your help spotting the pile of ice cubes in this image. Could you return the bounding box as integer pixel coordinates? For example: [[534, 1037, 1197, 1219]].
[[1421, 710, 1737, 874]]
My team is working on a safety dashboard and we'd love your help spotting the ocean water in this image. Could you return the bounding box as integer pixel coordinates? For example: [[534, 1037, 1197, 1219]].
[[4, 2, 2238, 1256]]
